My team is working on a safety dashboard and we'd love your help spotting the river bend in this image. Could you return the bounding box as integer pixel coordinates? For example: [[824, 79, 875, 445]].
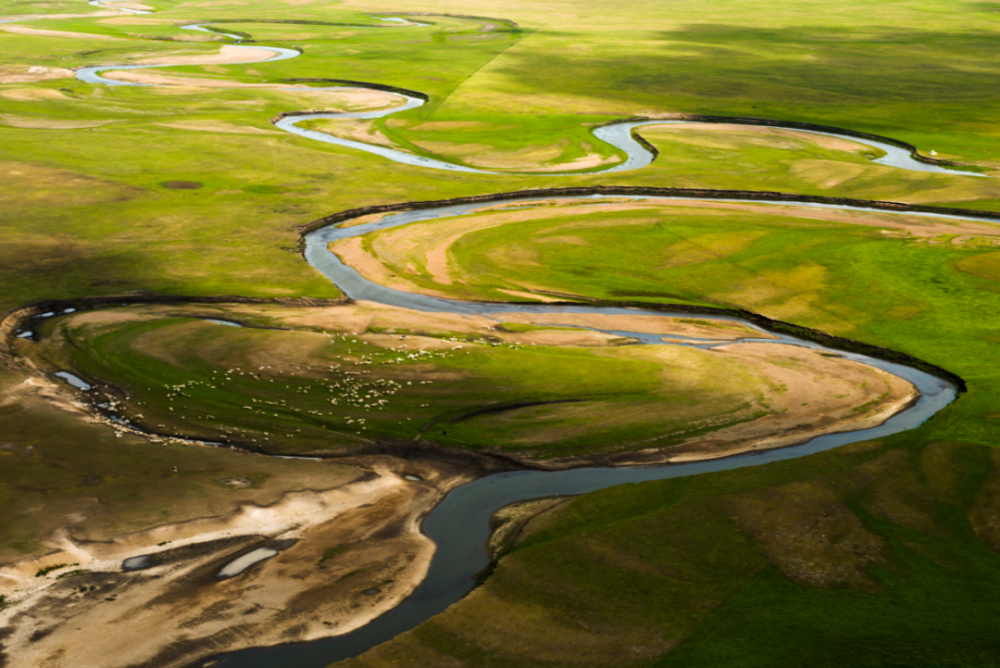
[[206, 194, 963, 667], [70, 24, 982, 176]]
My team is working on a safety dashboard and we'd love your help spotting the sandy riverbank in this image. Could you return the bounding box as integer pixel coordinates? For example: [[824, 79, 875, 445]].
[[0, 456, 475, 668]]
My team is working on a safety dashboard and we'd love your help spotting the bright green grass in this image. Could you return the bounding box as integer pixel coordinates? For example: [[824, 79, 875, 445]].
[[340, 436, 1000, 668], [3, 0, 1000, 318], [35, 306, 773, 458], [383, 202, 1000, 446]]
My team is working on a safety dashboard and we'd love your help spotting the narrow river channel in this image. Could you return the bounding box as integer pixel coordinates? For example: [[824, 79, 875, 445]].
[[72, 28, 981, 177]]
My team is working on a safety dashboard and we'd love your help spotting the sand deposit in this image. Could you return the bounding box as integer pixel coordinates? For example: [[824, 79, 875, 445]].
[[0, 458, 474, 668]]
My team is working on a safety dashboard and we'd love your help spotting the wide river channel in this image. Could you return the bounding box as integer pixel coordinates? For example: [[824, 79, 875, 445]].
[[204, 193, 967, 667]]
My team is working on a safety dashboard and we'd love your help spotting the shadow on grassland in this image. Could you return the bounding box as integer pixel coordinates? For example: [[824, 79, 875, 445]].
[[490, 24, 1000, 124]]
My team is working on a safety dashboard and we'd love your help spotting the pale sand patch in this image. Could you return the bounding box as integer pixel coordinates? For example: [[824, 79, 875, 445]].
[[1, 114, 117, 129], [411, 138, 616, 172], [329, 237, 452, 299], [103, 71, 265, 86], [104, 0, 154, 10], [425, 230, 467, 285], [284, 301, 499, 337], [0, 459, 475, 668], [525, 152, 616, 173], [644, 123, 869, 153], [276, 302, 633, 349], [64, 311, 155, 327], [497, 289, 565, 303], [147, 84, 214, 95], [1, 376, 89, 417], [505, 329, 627, 347], [292, 87, 405, 111], [103, 70, 229, 86], [305, 118, 409, 151], [454, 141, 563, 169], [135, 44, 280, 65], [97, 16, 176, 24], [337, 212, 391, 229], [664, 342, 918, 462], [0, 88, 69, 101], [0, 66, 75, 83], [156, 120, 280, 134], [1, 25, 124, 39], [499, 311, 772, 340]]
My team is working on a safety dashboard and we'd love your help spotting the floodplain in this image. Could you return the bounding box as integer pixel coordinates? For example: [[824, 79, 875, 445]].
[[2, 0, 1000, 666]]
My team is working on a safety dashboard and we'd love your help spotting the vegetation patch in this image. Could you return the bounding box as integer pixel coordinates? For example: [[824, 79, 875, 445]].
[[159, 180, 203, 190]]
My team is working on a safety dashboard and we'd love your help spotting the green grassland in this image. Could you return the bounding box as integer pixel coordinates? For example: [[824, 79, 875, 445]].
[[1, 0, 1000, 320], [23, 304, 783, 458], [343, 437, 1000, 668], [332, 197, 1000, 667], [365, 201, 1000, 446], [3, 0, 1000, 664]]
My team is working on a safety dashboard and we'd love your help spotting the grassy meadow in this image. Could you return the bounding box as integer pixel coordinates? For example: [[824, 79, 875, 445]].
[[23, 303, 803, 459], [343, 437, 1000, 668], [2, 0, 1000, 665], [364, 200, 1000, 447]]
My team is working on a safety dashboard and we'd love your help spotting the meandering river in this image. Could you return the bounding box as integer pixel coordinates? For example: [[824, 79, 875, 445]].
[[203, 194, 962, 667], [72, 24, 982, 177], [51, 15, 988, 666]]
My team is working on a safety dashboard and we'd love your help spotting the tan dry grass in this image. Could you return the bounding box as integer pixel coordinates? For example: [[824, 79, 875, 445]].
[[0, 88, 69, 101], [156, 120, 281, 134], [0, 66, 75, 83], [1, 114, 117, 129], [0, 25, 123, 40]]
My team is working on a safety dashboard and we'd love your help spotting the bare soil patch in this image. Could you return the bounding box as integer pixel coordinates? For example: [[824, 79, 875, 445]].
[[135, 44, 279, 66], [663, 342, 918, 462], [160, 180, 203, 189], [0, 88, 69, 101], [1, 25, 123, 40], [0, 66, 75, 83], [0, 458, 474, 668], [0, 114, 117, 129], [497, 311, 773, 340]]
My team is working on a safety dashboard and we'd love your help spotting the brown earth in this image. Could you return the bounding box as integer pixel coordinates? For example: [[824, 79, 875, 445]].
[[0, 65, 75, 83], [0, 88, 69, 101], [1, 114, 117, 129], [0, 25, 124, 40], [0, 457, 474, 668]]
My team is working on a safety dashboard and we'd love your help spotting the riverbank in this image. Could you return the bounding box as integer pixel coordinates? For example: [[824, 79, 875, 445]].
[[0, 456, 476, 668]]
